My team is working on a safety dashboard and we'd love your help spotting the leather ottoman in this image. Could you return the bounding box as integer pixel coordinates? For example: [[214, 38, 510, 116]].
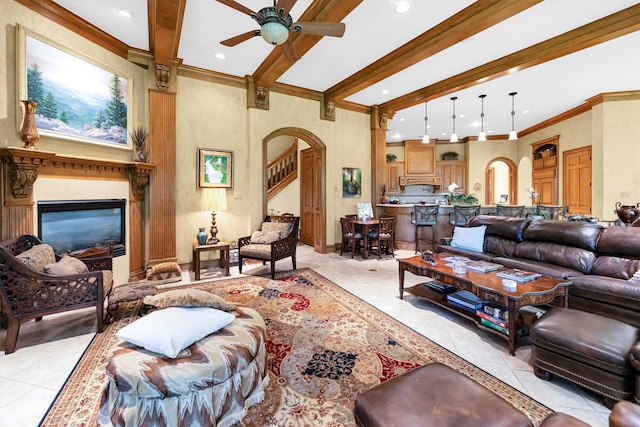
[[353, 362, 533, 427], [631, 341, 640, 403], [531, 307, 640, 408]]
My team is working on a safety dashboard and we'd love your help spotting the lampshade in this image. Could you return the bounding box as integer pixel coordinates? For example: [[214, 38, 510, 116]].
[[449, 96, 458, 143], [202, 188, 227, 212], [508, 91, 518, 141], [421, 101, 430, 144], [478, 94, 487, 141], [261, 21, 289, 45]]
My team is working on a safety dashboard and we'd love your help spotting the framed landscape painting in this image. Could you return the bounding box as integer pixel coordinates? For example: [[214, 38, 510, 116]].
[[198, 148, 233, 189], [16, 25, 132, 148], [342, 167, 361, 198]]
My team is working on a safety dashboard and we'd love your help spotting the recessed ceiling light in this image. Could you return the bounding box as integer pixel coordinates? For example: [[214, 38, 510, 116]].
[[399, 117, 405, 121], [522, 110, 530, 114], [215, 52, 225, 59], [117, 8, 133, 18], [460, 114, 466, 118], [395, 1, 410, 14], [381, 89, 389, 94]]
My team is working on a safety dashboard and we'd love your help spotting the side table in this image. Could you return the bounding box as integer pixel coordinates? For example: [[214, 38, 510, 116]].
[[192, 241, 230, 280]]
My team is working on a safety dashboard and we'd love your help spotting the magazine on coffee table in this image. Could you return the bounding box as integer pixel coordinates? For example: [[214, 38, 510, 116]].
[[465, 261, 503, 273], [496, 268, 542, 283], [441, 256, 470, 265]]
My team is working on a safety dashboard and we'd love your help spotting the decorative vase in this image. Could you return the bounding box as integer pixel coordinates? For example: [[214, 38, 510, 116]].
[[197, 227, 207, 245], [134, 147, 145, 162], [20, 100, 40, 149], [614, 202, 640, 225]]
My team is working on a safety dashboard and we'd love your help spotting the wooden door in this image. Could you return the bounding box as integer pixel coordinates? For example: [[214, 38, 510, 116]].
[[563, 146, 592, 214], [300, 148, 320, 246]]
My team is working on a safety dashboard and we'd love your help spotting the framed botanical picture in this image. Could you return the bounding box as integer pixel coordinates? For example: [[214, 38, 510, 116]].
[[16, 25, 132, 148], [198, 148, 233, 188], [342, 167, 361, 198]]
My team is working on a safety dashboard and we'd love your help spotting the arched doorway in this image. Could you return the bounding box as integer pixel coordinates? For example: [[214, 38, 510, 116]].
[[263, 127, 326, 253], [485, 157, 517, 205]]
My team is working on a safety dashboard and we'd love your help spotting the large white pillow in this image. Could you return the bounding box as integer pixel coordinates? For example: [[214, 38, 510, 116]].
[[116, 307, 235, 358], [450, 225, 487, 253]]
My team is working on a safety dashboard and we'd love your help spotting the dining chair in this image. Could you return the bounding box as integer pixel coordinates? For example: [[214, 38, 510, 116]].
[[411, 205, 439, 253], [496, 205, 525, 218], [340, 217, 364, 258], [368, 217, 395, 259], [449, 205, 481, 226]]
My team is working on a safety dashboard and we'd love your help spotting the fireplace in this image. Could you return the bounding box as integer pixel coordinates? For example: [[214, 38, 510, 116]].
[[37, 199, 126, 257]]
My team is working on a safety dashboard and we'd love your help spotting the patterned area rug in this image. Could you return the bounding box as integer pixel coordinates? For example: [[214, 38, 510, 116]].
[[41, 269, 551, 426]]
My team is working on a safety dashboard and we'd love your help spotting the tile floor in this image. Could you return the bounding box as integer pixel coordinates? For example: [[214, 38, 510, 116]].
[[0, 245, 611, 426]]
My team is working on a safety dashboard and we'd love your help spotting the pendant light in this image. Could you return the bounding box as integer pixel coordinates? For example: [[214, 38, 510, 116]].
[[478, 94, 487, 141], [450, 96, 458, 143], [421, 101, 430, 144], [508, 92, 518, 141]]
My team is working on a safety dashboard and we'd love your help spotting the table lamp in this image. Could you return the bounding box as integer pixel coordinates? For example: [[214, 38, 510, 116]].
[[202, 188, 227, 244]]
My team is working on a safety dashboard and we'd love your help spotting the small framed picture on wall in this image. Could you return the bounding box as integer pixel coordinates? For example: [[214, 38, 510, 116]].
[[197, 148, 233, 189]]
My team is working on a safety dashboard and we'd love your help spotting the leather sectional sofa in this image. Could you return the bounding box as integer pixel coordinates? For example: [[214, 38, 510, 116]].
[[436, 215, 640, 326], [436, 215, 640, 408]]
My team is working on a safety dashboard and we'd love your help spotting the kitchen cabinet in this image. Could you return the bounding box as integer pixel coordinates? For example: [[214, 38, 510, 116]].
[[386, 162, 404, 194], [437, 160, 467, 192], [532, 138, 558, 205], [404, 141, 435, 176]]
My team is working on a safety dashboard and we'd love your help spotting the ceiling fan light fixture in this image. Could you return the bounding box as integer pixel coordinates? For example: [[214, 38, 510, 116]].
[[261, 21, 289, 45]]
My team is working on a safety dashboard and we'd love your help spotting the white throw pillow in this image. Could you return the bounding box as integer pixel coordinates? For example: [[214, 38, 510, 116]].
[[450, 225, 487, 253], [116, 307, 235, 358]]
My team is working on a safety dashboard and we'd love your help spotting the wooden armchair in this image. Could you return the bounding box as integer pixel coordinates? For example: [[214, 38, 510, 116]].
[[0, 235, 113, 354], [238, 216, 300, 279]]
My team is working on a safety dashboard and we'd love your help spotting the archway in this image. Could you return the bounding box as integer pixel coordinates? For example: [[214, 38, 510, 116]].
[[262, 127, 326, 252], [485, 157, 517, 205]]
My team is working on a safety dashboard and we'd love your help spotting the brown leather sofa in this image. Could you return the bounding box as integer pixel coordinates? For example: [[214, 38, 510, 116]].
[[436, 215, 640, 326], [436, 215, 640, 407]]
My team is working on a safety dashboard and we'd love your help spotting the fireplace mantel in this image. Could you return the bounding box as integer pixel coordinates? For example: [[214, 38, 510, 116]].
[[0, 147, 156, 280]]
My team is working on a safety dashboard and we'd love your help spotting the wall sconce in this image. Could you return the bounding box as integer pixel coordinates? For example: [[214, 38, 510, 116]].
[[450, 96, 458, 143], [202, 188, 227, 244], [478, 94, 487, 141]]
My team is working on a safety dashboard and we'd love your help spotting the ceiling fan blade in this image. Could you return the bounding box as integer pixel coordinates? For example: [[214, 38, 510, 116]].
[[220, 30, 260, 47], [275, 0, 298, 15], [217, 0, 256, 16], [293, 22, 346, 37], [281, 40, 300, 62]]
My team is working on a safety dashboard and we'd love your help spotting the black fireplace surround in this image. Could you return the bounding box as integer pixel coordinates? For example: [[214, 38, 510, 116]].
[[37, 199, 126, 257]]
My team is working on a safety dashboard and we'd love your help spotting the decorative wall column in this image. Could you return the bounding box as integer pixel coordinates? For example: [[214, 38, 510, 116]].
[[147, 62, 177, 266], [129, 163, 155, 281]]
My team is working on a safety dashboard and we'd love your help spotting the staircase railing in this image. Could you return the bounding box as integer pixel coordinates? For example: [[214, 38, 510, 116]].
[[267, 140, 298, 200]]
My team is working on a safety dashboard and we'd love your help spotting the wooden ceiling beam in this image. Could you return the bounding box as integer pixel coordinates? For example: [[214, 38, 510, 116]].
[[149, 0, 187, 67], [253, 0, 362, 88], [323, 0, 542, 103], [380, 4, 640, 115], [14, 0, 129, 58]]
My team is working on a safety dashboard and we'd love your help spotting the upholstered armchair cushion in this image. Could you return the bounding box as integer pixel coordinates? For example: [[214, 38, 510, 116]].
[[240, 244, 272, 258], [17, 244, 56, 272], [261, 222, 292, 238], [250, 230, 281, 244], [44, 255, 89, 275]]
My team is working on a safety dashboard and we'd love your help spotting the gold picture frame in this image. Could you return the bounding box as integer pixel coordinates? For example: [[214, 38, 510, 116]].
[[197, 148, 233, 189]]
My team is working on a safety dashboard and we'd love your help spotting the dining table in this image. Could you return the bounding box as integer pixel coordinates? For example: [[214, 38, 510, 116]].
[[351, 218, 380, 259]]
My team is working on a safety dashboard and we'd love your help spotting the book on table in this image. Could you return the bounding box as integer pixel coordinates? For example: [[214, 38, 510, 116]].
[[496, 268, 542, 283], [476, 309, 508, 328], [465, 261, 503, 273], [441, 256, 471, 263], [447, 290, 486, 310]]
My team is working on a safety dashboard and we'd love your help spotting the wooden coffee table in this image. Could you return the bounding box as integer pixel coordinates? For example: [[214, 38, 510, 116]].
[[398, 253, 571, 355]]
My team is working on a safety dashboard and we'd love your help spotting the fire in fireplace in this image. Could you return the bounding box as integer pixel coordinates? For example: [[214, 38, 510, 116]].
[[37, 199, 126, 257]]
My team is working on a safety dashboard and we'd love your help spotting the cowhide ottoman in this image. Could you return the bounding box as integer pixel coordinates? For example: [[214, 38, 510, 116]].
[[98, 306, 268, 427]]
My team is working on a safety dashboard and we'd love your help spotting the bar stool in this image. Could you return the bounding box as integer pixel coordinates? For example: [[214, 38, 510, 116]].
[[410, 205, 438, 254], [496, 205, 525, 217], [449, 205, 480, 226]]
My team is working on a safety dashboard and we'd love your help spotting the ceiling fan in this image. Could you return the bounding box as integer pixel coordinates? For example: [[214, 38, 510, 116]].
[[217, 0, 346, 47]]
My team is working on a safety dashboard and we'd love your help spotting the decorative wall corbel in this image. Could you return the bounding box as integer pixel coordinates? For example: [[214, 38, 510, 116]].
[[155, 64, 171, 91], [246, 77, 270, 110], [320, 97, 336, 121], [129, 164, 154, 200], [8, 164, 39, 198], [0, 148, 53, 202]]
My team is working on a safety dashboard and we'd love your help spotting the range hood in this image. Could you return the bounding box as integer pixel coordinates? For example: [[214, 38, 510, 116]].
[[399, 176, 442, 187]]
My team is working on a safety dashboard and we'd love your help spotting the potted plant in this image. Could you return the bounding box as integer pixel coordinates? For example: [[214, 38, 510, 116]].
[[443, 183, 478, 205], [130, 127, 149, 162], [386, 153, 397, 162], [442, 151, 459, 161]]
